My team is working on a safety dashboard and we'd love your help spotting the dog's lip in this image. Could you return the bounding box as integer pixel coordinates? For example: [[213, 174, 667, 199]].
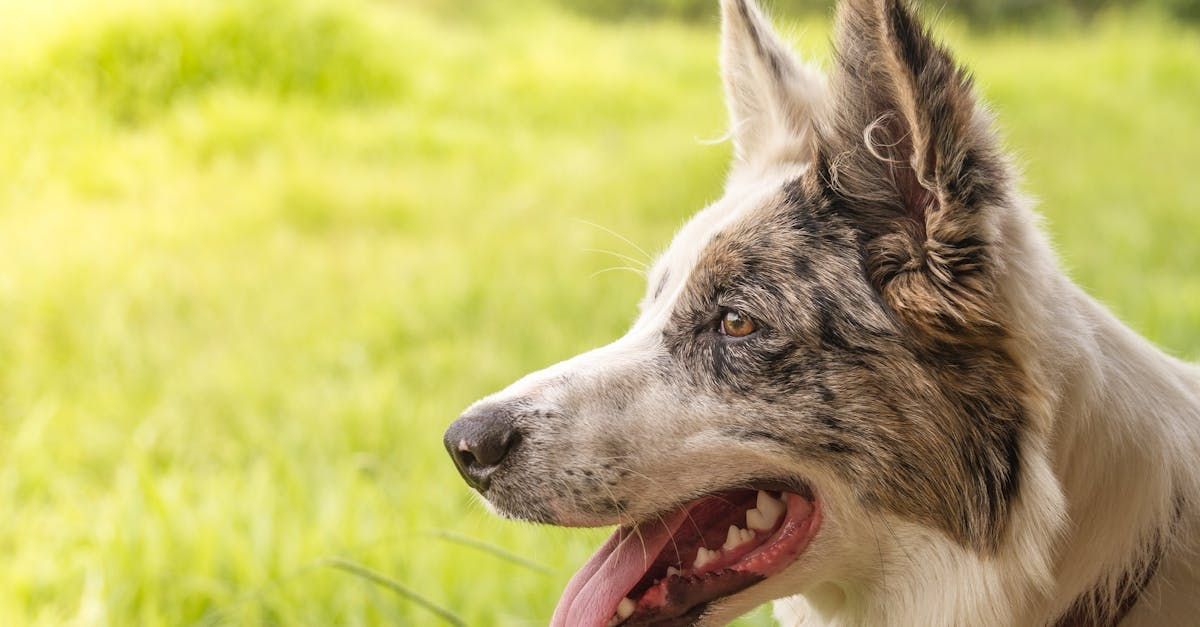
[[550, 481, 822, 627]]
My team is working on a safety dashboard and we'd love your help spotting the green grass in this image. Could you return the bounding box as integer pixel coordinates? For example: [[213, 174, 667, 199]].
[[0, 0, 1197, 625]]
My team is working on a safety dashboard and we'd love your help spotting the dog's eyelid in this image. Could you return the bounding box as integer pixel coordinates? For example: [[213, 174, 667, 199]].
[[714, 298, 757, 320], [715, 293, 749, 312]]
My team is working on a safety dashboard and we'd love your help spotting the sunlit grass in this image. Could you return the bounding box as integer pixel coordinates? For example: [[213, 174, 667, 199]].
[[0, 0, 1196, 625]]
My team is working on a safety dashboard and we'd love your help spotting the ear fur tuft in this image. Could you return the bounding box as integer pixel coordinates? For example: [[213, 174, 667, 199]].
[[817, 0, 1011, 342]]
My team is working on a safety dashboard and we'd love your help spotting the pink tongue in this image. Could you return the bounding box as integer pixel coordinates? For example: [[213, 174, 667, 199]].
[[551, 508, 690, 627]]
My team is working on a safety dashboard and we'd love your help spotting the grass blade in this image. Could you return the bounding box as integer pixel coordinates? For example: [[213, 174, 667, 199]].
[[430, 531, 554, 575], [324, 558, 465, 627]]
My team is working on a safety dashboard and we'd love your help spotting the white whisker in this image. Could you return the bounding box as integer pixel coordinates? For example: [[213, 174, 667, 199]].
[[583, 248, 648, 270], [589, 266, 645, 279], [575, 219, 653, 263]]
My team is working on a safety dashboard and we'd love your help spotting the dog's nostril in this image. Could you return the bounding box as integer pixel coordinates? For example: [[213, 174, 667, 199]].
[[471, 429, 519, 467], [444, 405, 520, 492], [454, 447, 479, 469]]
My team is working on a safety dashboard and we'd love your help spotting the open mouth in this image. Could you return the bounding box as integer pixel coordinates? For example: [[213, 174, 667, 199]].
[[551, 486, 821, 626]]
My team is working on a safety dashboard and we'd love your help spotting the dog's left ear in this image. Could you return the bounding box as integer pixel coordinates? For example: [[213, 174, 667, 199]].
[[816, 0, 1011, 342], [720, 0, 825, 169]]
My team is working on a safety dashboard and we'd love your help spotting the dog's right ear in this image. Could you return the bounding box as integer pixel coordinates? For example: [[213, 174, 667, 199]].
[[814, 0, 1012, 343], [720, 0, 825, 170]]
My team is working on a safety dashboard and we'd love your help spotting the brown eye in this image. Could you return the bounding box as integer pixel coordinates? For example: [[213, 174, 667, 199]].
[[720, 310, 757, 338]]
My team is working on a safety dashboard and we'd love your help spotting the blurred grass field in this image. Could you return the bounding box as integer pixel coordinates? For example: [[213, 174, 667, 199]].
[[0, 0, 1197, 625]]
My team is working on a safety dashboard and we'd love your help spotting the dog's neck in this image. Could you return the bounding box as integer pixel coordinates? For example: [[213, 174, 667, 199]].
[[1052, 533, 1164, 627], [1003, 201, 1200, 624], [1034, 286, 1198, 623]]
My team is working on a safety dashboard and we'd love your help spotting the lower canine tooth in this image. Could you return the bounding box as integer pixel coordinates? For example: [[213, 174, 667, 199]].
[[617, 597, 636, 619]]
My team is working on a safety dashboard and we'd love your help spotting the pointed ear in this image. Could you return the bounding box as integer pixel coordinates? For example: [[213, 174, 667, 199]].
[[817, 0, 1011, 341], [720, 0, 826, 168]]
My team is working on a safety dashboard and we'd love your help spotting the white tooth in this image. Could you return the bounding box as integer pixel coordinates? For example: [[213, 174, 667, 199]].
[[607, 617, 621, 627], [748, 504, 777, 528], [724, 525, 754, 550], [617, 597, 636, 619], [757, 490, 786, 525], [724, 525, 741, 550], [746, 507, 771, 531], [666, 566, 681, 577], [693, 547, 715, 569]]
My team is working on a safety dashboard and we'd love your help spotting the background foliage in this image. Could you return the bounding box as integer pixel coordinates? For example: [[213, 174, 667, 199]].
[[1, 0, 1197, 625], [541, 0, 1200, 24]]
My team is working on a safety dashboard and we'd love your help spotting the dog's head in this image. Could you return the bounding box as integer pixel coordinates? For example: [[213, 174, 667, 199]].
[[446, 0, 1043, 624]]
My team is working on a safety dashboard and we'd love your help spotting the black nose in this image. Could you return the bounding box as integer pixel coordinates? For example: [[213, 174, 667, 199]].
[[444, 405, 521, 492]]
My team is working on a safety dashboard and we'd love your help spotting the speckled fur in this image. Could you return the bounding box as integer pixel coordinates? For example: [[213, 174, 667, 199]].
[[456, 1, 1200, 624]]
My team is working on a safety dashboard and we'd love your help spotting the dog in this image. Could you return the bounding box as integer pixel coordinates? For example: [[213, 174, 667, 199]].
[[443, 0, 1200, 624]]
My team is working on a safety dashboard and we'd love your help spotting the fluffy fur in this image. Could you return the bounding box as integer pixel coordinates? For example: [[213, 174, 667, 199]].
[[450, 1, 1200, 624]]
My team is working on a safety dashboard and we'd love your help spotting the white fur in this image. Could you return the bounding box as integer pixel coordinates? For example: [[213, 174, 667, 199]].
[[468, 2, 1200, 624]]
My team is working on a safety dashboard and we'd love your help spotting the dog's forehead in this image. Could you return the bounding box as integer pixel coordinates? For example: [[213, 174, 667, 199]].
[[635, 169, 804, 332]]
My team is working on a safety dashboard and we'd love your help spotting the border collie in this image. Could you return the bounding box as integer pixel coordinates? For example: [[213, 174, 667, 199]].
[[445, 1, 1200, 624]]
